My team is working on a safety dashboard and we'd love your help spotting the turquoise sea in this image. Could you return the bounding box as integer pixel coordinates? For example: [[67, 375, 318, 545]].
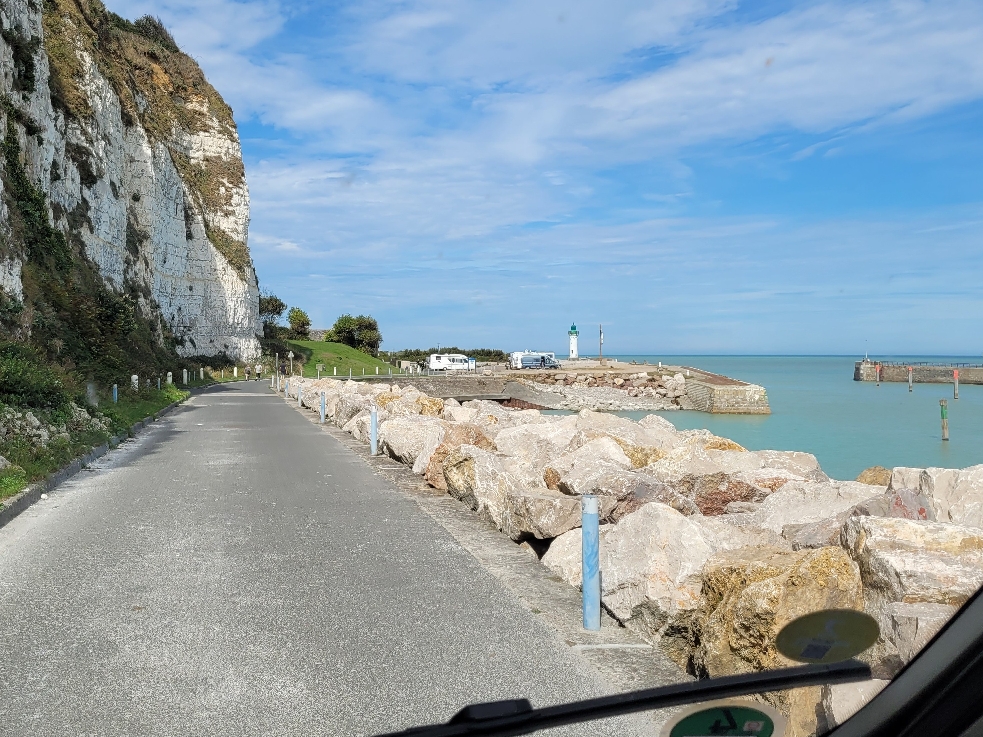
[[604, 356, 983, 481]]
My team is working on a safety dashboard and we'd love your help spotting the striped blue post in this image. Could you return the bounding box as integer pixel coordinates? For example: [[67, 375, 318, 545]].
[[112, 384, 118, 403], [370, 406, 378, 455], [582, 495, 601, 631], [285, 379, 289, 397], [320, 391, 326, 424]]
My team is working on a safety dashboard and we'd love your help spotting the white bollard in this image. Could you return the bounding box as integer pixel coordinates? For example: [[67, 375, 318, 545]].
[[234, 366, 238, 378], [131, 374, 139, 391], [182, 368, 188, 385], [298, 387, 302, 407], [199, 368, 204, 380], [375, 366, 379, 375], [167, 371, 173, 385], [334, 367, 337, 376]]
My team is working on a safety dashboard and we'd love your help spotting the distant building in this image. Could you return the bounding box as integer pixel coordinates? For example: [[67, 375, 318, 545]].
[[568, 323, 579, 359]]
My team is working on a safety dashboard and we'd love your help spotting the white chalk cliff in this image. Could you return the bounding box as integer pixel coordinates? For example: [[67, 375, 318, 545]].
[[0, 0, 260, 360]]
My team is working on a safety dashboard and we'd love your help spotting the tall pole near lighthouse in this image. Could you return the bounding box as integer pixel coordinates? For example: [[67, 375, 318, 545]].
[[599, 324, 604, 365]]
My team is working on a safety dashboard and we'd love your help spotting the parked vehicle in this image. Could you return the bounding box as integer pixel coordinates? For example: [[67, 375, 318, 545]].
[[509, 351, 560, 369], [427, 353, 471, 371]]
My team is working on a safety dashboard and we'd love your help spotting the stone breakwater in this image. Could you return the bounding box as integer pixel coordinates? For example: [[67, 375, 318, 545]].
[[514, 368, 771, 414], [513, 371, 693, 411], [280, 376, 981, 737]]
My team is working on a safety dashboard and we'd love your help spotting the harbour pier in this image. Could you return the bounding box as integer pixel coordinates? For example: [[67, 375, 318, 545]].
[[854, 359, 983, 384]]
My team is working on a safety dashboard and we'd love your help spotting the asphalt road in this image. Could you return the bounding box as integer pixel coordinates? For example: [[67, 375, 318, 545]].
[[0, 381, 652, 736]]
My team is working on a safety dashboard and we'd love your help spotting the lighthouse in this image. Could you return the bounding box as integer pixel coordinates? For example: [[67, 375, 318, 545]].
[[568, 323, 579, 360]]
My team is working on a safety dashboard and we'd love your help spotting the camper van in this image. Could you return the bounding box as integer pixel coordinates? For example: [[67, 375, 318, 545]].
[[427, 353, 471, 371], [508, 351, 559, 370]]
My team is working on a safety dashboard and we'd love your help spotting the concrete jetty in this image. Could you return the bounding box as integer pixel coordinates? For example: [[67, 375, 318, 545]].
[[854, 359, 983, 384]]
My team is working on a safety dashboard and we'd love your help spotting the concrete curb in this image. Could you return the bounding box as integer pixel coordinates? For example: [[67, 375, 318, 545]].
[[0, 397, 187, 530]]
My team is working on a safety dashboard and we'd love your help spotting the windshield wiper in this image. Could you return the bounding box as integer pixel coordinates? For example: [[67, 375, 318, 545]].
[[376, 659, 871, 737]]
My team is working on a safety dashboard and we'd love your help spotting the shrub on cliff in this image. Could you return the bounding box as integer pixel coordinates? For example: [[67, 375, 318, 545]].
[[0, 342, 72, 410]]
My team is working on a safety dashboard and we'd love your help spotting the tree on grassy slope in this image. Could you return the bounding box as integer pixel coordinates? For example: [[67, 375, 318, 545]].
[[287, 307, 311, 338], [325, 314, 382, 356]]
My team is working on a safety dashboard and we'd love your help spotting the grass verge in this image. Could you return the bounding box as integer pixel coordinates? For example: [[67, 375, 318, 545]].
[[0, 384, 189, 503]]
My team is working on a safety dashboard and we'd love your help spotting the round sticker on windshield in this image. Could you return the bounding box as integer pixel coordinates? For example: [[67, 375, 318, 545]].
[[775, 609, 879, 664], [662, 701, 784, 737]]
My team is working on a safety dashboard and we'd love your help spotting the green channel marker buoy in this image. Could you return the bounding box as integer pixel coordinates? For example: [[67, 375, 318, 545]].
[[663, 701, 784, 737], [775, 609, 879, 664]]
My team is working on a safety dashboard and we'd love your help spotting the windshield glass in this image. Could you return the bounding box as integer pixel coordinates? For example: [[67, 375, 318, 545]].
[[0, 2, 979, 737]]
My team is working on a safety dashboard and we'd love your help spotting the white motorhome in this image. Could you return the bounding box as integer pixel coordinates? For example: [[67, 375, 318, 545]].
[[428, 353, 471, 371]]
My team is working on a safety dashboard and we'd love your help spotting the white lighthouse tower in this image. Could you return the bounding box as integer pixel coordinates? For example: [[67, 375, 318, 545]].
[[568, 323, 579, 360]]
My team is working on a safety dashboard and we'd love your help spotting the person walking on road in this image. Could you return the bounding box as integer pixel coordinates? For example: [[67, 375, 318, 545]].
[[255, 363, 262, 381], [244, 365, 251, 381]]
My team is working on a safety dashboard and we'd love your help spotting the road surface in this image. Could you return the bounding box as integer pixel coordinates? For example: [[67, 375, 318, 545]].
[[0, 382, 653, 736]]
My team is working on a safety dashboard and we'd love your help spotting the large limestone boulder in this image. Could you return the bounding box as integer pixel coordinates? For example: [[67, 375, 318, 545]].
[[842, 516, 983, 609], [546, 437, 632, 494], [561, 468, 699, 519], [443, 406, 480, 424], [820, 680, 889, 732], [690, 546, 863, 737], [597, 504, 719, 635], [841, 516, 983, 677], [494, 416, 579, 461], [541, 524, 614, 587], [569, 410, 679, 463], [782, 494, 891, 550], [335, 393, 371, 427], [500, 488, 584, 541], [857, 466, 892, 486], [346, 408, 390, 442], [886, 601, 957, 662], [423, 424, 496, 490], [443, 445, 528, 528], [888, 465, 983, 528], [378, 417, 445, 467], [752, 480, 884, 534]]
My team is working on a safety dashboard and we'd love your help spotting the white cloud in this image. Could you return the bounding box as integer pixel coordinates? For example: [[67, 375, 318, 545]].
[[102, 0, 983, 352]]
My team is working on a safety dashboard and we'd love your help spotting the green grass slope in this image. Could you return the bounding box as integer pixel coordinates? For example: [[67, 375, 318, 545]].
[[284, 341, 402, 378]]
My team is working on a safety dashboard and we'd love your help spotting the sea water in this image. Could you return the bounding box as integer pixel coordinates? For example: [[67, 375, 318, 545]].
[[604, 355, 983, 481]]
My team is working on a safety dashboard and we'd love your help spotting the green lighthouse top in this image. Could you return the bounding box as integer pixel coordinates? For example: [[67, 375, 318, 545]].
[[569, 323, 578, 334]]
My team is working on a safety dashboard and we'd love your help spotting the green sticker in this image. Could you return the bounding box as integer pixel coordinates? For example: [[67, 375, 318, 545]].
[[775, 609, 879, 664], [667, 703, 779, 737]]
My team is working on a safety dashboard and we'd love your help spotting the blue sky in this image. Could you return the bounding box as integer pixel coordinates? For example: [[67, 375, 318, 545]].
[[107, 0, 983, 355]]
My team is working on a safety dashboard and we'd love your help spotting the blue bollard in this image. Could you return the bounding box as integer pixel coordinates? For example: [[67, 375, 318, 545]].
[[285, 379, 289, 397], [320, 391, 326, 424], [582, 495, 601, 631], [370, 406, 378, 455], [112, 384, 118, 404]]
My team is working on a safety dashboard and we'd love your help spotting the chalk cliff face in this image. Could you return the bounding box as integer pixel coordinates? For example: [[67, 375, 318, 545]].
[[0, 0, 260, 360]]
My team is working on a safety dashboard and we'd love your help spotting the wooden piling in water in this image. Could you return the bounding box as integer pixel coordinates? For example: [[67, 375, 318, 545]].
[[941, 399, 949, 441], [876, 363, 881, 385], [954, 369, 960, 399], [908, 366, 913, 392]]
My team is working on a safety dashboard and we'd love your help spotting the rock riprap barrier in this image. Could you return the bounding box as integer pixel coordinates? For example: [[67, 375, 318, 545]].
[[280, 377, 982, 737], [515, 370, 693, 411]]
